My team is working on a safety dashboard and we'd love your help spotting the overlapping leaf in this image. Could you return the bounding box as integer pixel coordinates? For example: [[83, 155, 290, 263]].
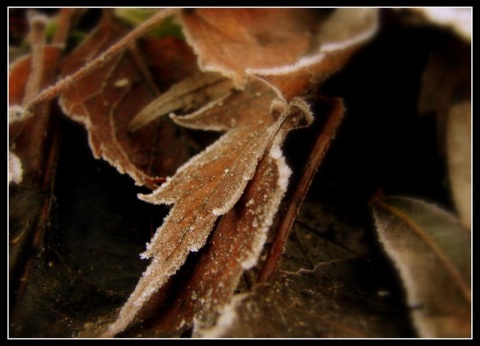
[[102, 8, 379, 336]]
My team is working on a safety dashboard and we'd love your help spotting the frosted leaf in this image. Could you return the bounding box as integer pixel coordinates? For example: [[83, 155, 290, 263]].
[[102, 8, 377, 337], [105, 79, 312, 336]]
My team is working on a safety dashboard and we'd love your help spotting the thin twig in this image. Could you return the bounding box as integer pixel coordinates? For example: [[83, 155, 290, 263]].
[[23, 8, 180, 116], [23, 12, 48, 105], [9, 8, 77, 305], [258, 98, 345, 283]]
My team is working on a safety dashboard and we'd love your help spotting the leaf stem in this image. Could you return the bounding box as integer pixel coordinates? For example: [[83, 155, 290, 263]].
[[258, 98, 345, 283]]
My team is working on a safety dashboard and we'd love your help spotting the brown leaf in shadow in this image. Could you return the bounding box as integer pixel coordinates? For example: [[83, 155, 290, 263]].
[[58, 13, 198, 187], [372, 195, 471, 338], [196, 259, 411, 338]]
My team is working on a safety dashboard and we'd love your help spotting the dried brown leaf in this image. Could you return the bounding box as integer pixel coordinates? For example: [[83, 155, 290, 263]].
[[102, 8, 380, 336], [104, 79, 314, 336], [197, 259, 411, 338], [115, 142, 292, 337], [58, 14, 198, 187], [372, 195, 471, 338], [179, 9, 322, 88], [180, 8, 378, 101]]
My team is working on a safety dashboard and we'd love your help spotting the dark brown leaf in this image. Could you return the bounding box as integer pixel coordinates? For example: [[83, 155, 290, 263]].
[[58, 13, 198, 187], [196, 259, 411, 338]]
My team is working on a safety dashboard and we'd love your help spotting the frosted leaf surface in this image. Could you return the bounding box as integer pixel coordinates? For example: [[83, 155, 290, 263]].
[[105, 80, 312, 336]]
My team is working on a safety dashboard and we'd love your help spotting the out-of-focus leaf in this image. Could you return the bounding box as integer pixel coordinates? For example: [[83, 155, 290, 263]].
[[8, 151, 23, 184], [180, 8, 378, 101], [179, 8, 322, 88], [249, 8, 378, 102], [416, 28, 470, 230], [372, 195, 471, 338], [446, 101, 471, 231], [197, 259, 412, 338], [9, 9, 74, 282], [407, 8, 471, 41], [114, 8, 184, 39], [58, 13, 198, 187]]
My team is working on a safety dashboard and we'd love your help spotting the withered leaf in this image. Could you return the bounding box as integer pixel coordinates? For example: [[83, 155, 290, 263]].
[[180, 8, 378, 101], [103, 8, 381, 336], [104, 79, 314, 336], [179, 8, 322, 89], [58, 13, 198, 187], [372, 195, 471, 338], [111, 139, 293, 337], [197, 259, 411, 338]]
